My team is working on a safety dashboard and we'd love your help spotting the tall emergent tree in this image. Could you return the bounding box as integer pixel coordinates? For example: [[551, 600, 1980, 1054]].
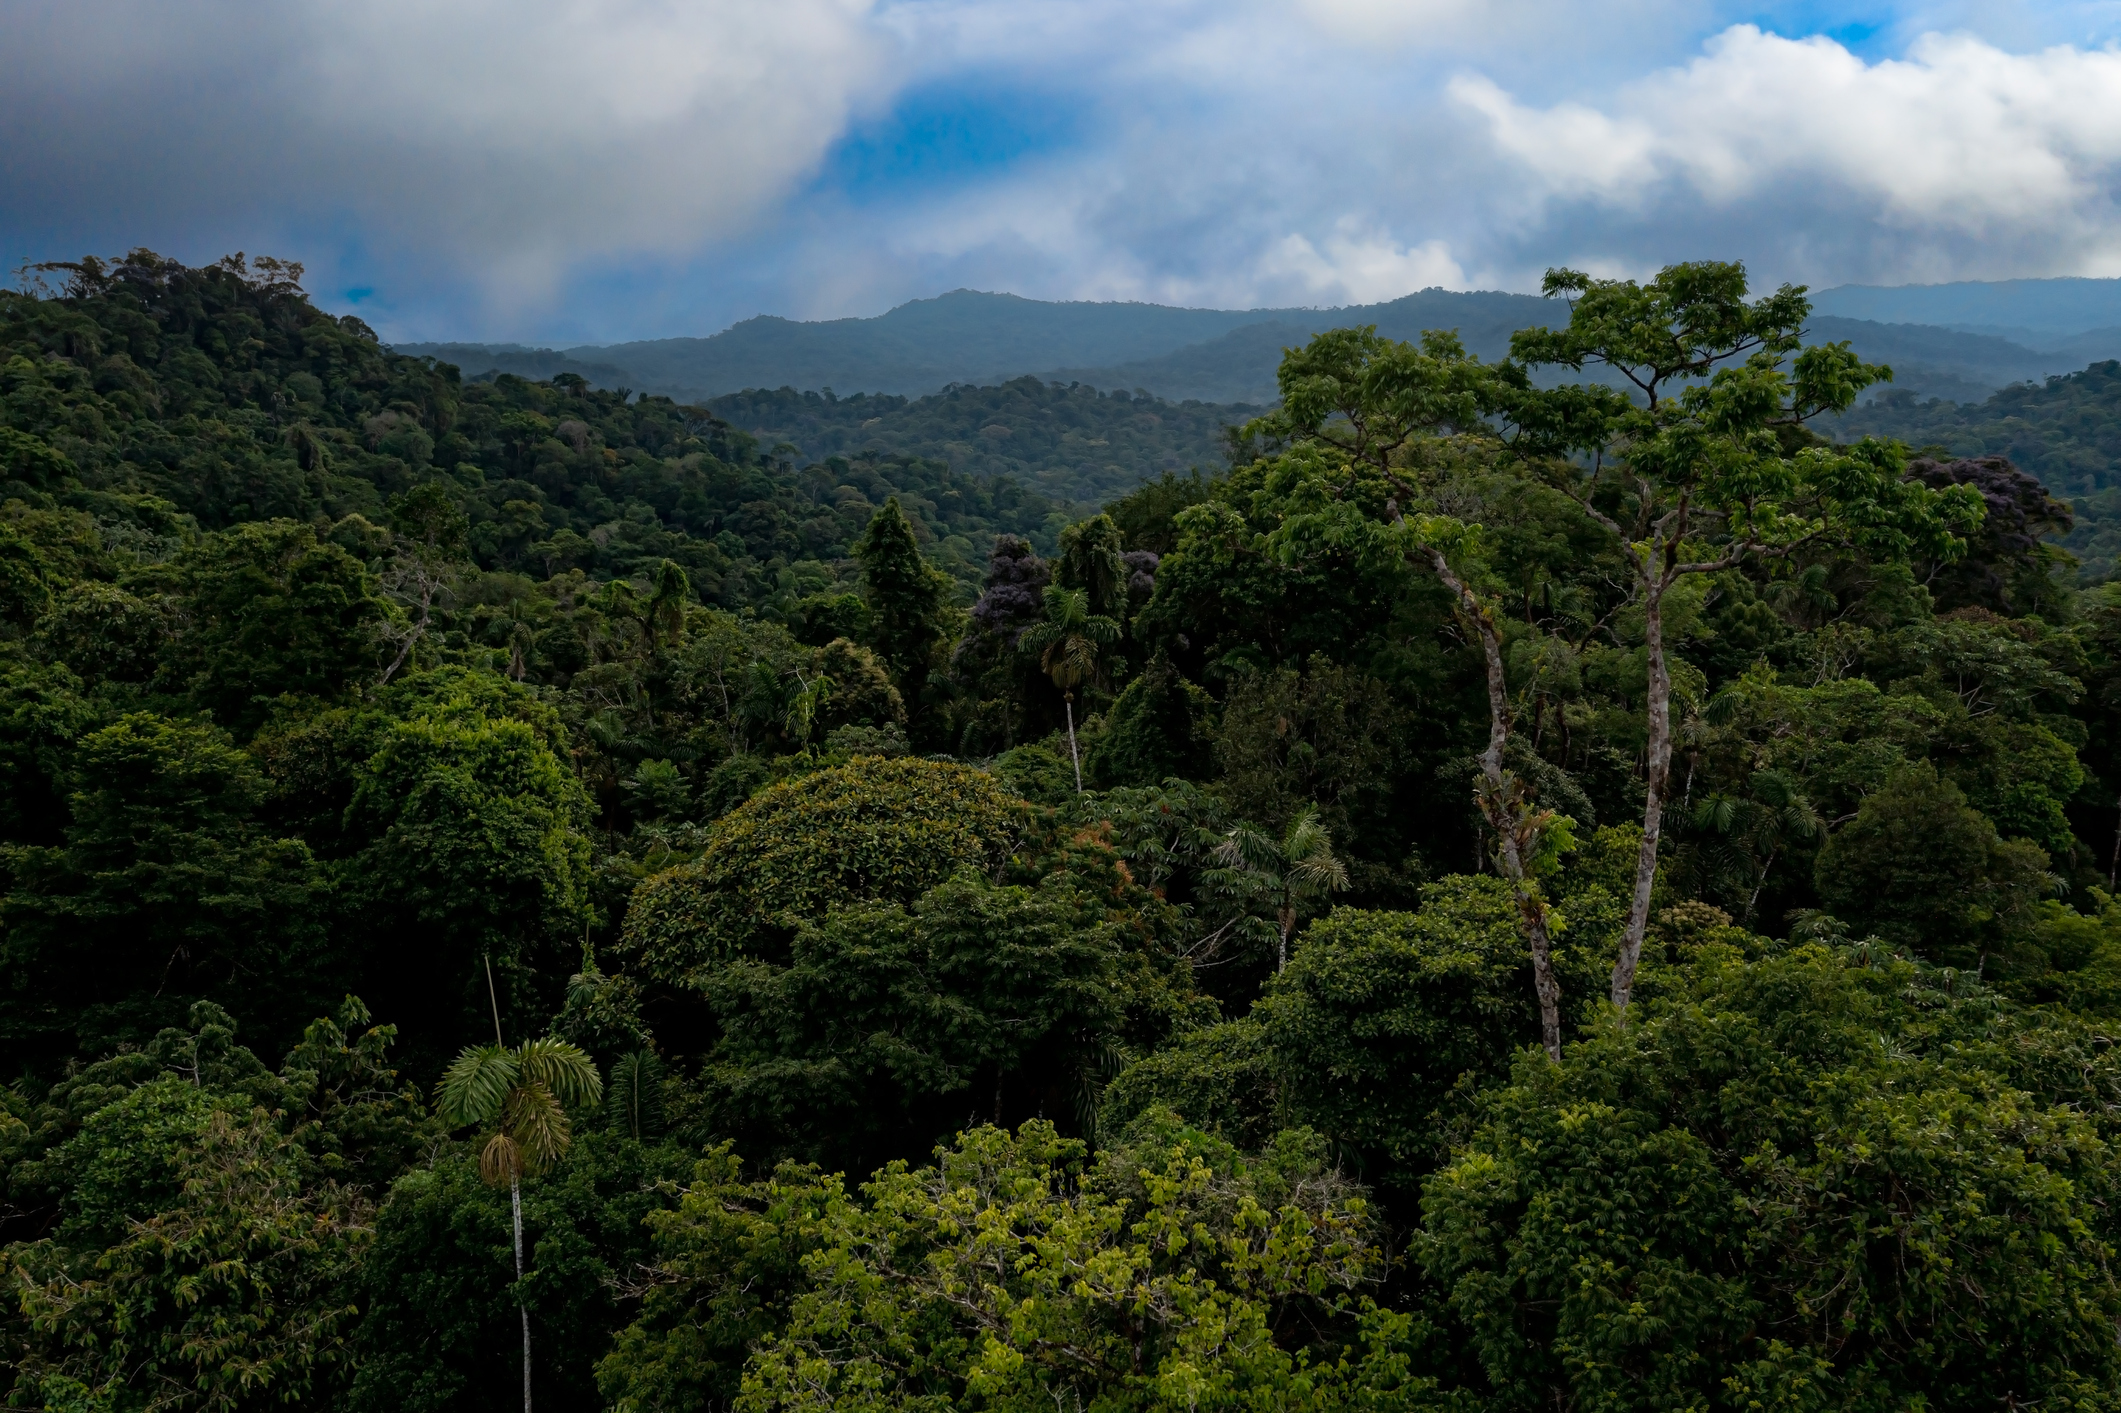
[[1256, 326, 1572, 1057], [1497, 262, 1983, 1013], [436, 1024, 601, 1413], [853, 498, 955, 711]]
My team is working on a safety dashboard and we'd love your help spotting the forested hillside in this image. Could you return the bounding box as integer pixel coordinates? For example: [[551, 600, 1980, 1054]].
[[8, 251, 2121, 1412], [1838, 360, 2121, 573], [702, 377, 1254, 506]]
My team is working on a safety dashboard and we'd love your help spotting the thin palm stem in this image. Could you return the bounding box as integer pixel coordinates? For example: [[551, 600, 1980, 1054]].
[[1064, 695, 1082, 793], [513, 1175, 530, 1413]]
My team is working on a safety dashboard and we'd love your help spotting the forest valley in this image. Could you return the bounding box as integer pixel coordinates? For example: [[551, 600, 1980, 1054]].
[[3, 250, 2121, 1412]]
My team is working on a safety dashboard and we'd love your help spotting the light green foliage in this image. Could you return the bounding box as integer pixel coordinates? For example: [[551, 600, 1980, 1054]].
[[11, 1107, 369, 1413], [595, 1146, 846, 1413], [693, 871, 1122, 1171], [621, 756, 1029, 986], [1421, 942, 2121, 1411], [612, 1117, 1411, 1413]]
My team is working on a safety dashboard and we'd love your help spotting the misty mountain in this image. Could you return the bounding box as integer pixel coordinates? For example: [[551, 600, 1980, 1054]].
[[399, 280, 2121, 410], [1811, 278, 2121, 336]]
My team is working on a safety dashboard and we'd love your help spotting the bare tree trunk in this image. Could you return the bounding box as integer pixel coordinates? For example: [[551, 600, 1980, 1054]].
[[512, 1174, 531, 1413], [1611, 578, 1671, 1014], [1425, 548, 1563, 1061], [1064, 694, 1082, 793], [1277, 903, 1294, 973]]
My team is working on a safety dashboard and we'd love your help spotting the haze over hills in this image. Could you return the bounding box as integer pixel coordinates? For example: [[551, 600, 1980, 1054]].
[[396, 277, 2121, 410]]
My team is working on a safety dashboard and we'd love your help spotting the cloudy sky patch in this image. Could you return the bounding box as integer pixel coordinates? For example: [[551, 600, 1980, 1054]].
[[7, 0, 2121, 341]]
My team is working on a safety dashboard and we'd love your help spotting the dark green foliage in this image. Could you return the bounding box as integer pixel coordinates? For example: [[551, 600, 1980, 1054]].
[[153, 518, 386, 731], [338, 673, 595, 1068], [1107, 469, 1213, 554], [1837, 359, 2121, 572], [1109, 878, 1609, 1203], [1814, 762, 2052, 971], [9, 250, 2121, 1407], [854, 497, 957, 706], [348, 1131, 694, 1413], [0, 713, 327, 1061], [1, 997, 427, 1412], [1084, 652, 1215, 787], [692, 871, 1123, 1172]]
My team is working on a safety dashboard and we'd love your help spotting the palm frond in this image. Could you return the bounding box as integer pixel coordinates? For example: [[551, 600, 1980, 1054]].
[[606, 1051, 668, 1141], [518, 1037, 603, 1109], [436, 1045, 517, 1129], [480, 1131, 524, 1186], [1282, 806, 1335, 862], [1287, 853, 1350, 897], [505, 1080, 573, 1173], [1212, 821, 1280, 874]]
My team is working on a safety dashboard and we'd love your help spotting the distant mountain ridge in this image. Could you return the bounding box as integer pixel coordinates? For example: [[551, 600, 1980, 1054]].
[[395, 277, 2121, 409]]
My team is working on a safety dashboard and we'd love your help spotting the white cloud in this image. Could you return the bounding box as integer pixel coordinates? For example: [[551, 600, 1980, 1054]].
[[1259, 224, 1467, 303], [1453, 25, 2121, 247]]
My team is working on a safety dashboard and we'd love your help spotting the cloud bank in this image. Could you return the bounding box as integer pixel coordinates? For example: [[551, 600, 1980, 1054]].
[[1453, 26, 2121, 279], [7, 1, 2121, 339]]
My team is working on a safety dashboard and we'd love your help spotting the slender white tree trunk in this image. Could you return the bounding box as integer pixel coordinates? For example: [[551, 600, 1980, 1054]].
[[1611, 578, 1671, 1014], [1425, 547, 1563, 1060], [513, 1174, 530, 1413]]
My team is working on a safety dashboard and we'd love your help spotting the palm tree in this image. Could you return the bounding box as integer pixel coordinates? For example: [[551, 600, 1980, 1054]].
[[1017, 585, 1120, 792], [437, 1032, 602, 1413], [1683, 769, 1823, 924], [1206, 806, 1351, 971]]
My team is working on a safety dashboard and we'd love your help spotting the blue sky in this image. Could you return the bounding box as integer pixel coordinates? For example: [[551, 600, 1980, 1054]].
[[8, 0, 2121, 343]]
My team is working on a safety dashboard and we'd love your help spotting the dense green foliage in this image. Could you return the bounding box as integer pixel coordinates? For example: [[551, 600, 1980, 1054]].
[[704, 378, 1253, 507], [10, 251, 2121, 1411]]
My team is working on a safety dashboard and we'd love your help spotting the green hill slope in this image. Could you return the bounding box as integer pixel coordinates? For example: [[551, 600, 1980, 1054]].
[[1834, 360, 2121, 573]]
